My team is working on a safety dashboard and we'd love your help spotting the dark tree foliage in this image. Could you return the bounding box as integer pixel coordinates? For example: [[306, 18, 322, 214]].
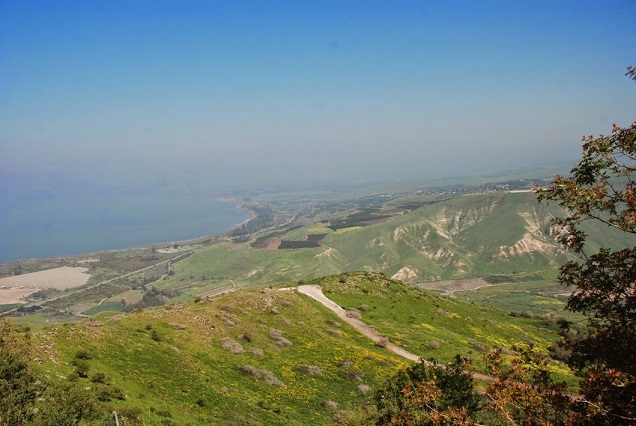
[[33, 381, 105, 426], [536, 67, 636, 425], [374, 356, 479, 425], [0, 319, 110, 426], [483, 346, 573, 426], [0, 320, 42, 425]]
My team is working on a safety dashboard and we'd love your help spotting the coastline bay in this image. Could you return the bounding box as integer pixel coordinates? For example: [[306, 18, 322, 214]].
[[0, 191, 248, 263]]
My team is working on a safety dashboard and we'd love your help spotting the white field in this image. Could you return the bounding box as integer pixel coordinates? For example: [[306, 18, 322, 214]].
[[0, 266, 91, 305]]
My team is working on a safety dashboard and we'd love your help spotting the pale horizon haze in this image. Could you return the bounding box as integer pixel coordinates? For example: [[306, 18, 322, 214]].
[[1, 0, 635, 188], [1, 0, 635, 261]]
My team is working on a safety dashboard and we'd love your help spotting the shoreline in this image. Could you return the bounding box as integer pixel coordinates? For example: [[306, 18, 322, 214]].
[[0, 197, 256, 269]]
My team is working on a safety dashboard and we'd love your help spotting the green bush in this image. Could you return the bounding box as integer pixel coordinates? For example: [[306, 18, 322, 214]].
[[73, 360, 90, 378], [75, 349, 92, 360], [90, 372, 108, 384]]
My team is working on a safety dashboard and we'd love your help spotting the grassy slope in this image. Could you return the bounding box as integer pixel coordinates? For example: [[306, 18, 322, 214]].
[[314, 273, 569, 376], [31, 272, 573, 425], [160, 193, 568, 293], [165, 191, 636, 293], [33, 284, 406, 425]]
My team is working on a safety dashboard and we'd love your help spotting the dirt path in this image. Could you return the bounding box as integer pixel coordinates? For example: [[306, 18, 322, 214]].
[[297, 285, 419, 361], [200, 279, 239, 298], [297, 285, 496, 383]]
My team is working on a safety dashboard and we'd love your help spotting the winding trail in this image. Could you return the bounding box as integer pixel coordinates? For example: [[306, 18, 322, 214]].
[[298, 285, 419, 361], [297, 284, 495, 383], [200, 279, 238, 298]]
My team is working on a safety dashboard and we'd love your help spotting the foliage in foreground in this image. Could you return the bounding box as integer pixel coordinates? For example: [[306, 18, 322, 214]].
[[370, 347, 578, 426], [366, 67, 636, 426], [536, 68, 636, 425], [374, 356, 479, 425]]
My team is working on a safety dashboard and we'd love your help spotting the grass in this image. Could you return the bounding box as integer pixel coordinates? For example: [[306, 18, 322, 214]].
[[19, 270, 581, 424], [84, 302, 125, 315], [311, 272, 574, 382], [450, 269, 584, 319], [0, 303, 21, 312], [107, 289, 144, 304], [334, 226, 363, 234], [455, 279, 581, 319], [30, 281, 408, 425]]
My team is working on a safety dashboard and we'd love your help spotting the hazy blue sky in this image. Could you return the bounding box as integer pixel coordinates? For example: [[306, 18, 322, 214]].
[[1, 0, 635, 188]]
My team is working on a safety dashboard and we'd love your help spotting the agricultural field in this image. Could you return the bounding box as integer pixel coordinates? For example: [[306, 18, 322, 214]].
[[0, 266, 91, 304], [0, 249, 187, 320]]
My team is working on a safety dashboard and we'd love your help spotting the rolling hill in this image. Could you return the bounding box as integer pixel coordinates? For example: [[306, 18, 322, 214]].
[[159, 191, 633, 297], [20, 272, 569, 425], [7, 188, 634, 323]]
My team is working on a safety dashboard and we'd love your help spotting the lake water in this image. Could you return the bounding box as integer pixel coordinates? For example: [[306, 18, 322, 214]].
[[0, 191, 248, 263]]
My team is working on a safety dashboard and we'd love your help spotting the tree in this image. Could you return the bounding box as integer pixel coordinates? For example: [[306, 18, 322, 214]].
[[536, 67, 636, 424], [483, 346, 573, 426], [0, 320, 42, 425], [32, 381, 104, 426], [374, 356, 479, 425]]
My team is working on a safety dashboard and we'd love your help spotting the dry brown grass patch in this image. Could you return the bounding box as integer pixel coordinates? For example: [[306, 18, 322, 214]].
[[345, 309, 361, 320], [248, 347, 264, 357], [327, 329, 342, 337], [269, 328, 293, 346], [297, 365, 322, 375], [238, 365, 284, 387], [219, 338, 244, 355]]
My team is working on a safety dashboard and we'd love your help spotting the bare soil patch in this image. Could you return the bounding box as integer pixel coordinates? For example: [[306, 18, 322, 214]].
[[417, 278, 495, 295], [0, 287, 41, 304], [0, 266, 91, 290], [266, 237, 282, 250], [0, 267, 91, 305]]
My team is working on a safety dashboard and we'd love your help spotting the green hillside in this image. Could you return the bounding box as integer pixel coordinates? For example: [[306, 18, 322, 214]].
[[158, 191, 612, 296], [9, 189, 634, 322], [20, 272, 571, 425]]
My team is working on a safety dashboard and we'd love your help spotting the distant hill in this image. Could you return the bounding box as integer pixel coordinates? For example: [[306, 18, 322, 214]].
[[7, 189, 633, 320], [159, 192, 634, 300]]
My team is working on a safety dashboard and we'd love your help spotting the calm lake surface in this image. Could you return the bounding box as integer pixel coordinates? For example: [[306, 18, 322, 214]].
[[0, 191, 248, 263]]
